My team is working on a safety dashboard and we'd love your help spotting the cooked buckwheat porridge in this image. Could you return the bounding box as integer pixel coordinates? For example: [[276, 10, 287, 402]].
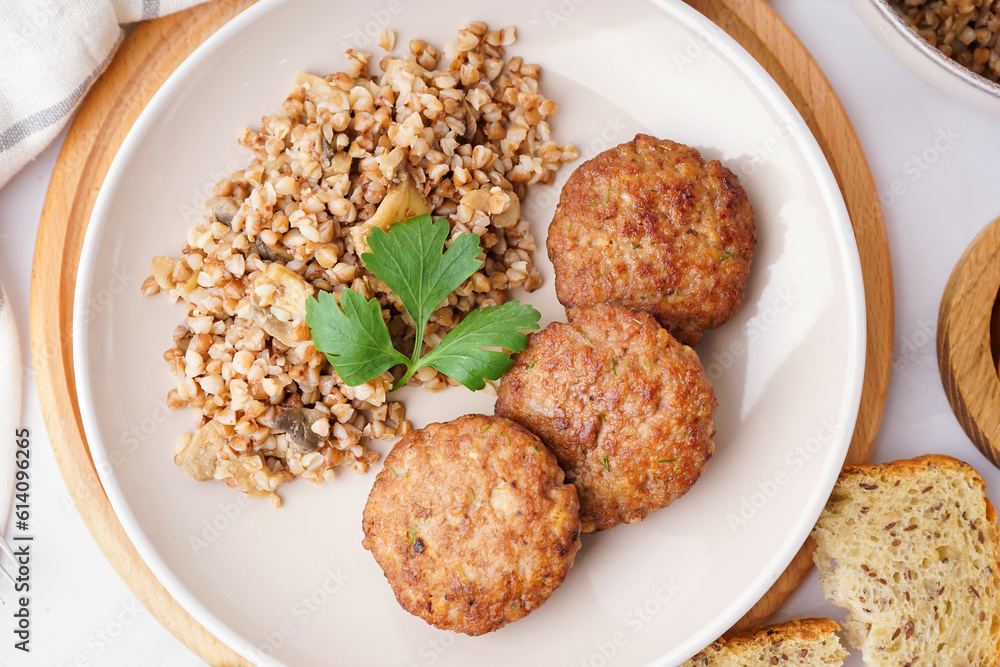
[[890, 0, 1000, 82], [144, 22, 577, 506]]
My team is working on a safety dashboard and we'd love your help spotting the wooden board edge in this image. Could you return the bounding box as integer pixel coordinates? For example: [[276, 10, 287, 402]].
[[683, 0, 893, 631], [31, 2, 258, 666], [30, 0, 892, 662]]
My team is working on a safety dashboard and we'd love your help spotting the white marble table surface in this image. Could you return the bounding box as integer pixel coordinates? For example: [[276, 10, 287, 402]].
[[1, 0, 999, 664]]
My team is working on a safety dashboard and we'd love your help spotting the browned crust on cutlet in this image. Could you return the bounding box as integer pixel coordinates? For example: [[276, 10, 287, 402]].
[[495, 304, 716, 532], [361, 414, 581, 635], [547, 134, 755, 345]]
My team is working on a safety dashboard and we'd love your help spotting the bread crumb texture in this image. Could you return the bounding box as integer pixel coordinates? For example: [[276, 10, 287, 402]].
[[812, 455, 1000, 667], [680, 618, 847, 666]]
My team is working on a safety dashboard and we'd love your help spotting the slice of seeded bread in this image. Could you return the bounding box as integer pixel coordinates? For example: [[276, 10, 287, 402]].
[[811, 455, 1000, 667], [680, 618, 847, 666]]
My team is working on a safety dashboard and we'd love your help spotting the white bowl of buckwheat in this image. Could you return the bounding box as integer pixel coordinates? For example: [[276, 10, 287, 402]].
[[851, 0, 1000, 116]]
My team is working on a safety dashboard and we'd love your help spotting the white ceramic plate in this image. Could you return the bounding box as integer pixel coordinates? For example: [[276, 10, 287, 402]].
[[74, 1, 866, 665]]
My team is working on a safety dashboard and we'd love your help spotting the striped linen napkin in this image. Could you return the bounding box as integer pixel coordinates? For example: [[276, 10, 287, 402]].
[[0, 0, 210, 189], [0, 284, 20, 526]]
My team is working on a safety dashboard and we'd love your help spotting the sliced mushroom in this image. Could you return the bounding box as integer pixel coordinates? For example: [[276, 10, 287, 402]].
[[150, 255, 201, 298], [459, 186, 520, 228], [350, 170, 431, 254], [174, 420, 223, 482], [174, 421, 273, 499], [382, 58, 426, 81], [221, 452, 275, 500], [460, 187, 490, 211], [493, 188, 520, 229], [462, 98, 478, 140], [293, 71, 340, 105], [378, 146, 406, 180], [255, 236, 295, 263], [249, 264, 314, 347], [150, 256, 177, 291], [320, 132, 338, 164], [328, 150, 352, 174], [271, 408, 327, 453], [322, 145, 352, 181], [207, 196, 239, 226]]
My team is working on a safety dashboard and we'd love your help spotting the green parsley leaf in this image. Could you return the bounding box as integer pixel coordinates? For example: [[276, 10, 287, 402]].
[[306, 289, 409, 386], [418, 300, 540, 391], [362, 214, 482, 347], [307, 214, 541, 391]]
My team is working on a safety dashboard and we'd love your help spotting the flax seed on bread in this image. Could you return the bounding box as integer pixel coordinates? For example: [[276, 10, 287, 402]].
[[680, 618, 847, 666], [811, 455, 1000, 667]]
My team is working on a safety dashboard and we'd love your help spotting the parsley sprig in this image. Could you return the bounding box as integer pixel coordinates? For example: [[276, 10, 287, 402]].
[[306, 215, 541, 391]]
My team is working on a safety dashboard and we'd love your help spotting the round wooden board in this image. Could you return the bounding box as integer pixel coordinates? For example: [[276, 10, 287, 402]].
[[31, 0, 892, 663]]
